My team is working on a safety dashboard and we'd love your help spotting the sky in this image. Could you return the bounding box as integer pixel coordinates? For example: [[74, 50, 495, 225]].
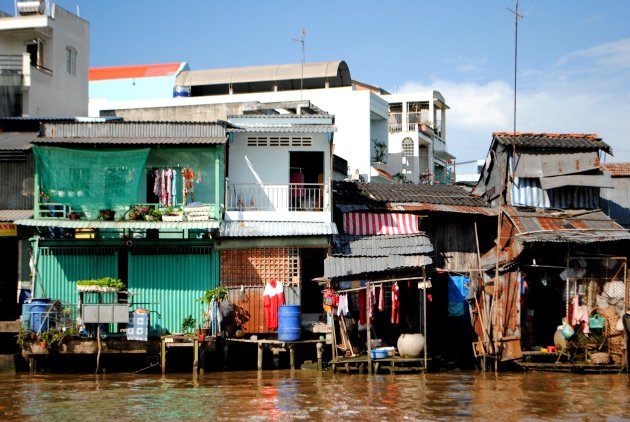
[[7, 0, 630, 164]]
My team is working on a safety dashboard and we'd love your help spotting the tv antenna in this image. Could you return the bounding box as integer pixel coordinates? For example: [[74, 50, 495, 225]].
[[292, 28, 307, 101], [507, 0, 523, 137]]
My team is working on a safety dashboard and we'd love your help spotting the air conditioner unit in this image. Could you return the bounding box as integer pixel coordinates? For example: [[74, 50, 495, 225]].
[[16, 0, 46, 15]]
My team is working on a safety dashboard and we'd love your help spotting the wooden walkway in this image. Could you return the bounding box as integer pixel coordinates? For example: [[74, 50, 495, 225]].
[[516, 351, 625, 374], [332, 356, 427, 374], [227, 338, 325, 370]]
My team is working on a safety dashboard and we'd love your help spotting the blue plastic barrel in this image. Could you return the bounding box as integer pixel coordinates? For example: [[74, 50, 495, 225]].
[[278, 305, 301, 341], [29, 298, 51, 333]]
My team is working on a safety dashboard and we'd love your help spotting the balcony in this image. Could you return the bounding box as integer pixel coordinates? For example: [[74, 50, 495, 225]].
[[227, 183, 325, 212], [388, 111, 434, 135]]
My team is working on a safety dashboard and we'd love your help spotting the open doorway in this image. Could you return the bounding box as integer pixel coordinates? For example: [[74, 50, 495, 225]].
[[289, 152, 323, 211]]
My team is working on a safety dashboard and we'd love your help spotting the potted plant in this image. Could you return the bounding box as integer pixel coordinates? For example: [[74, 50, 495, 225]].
[[181, 314, 197, 336], [161, 206, 183, 222], [76, 277, 126, 292], [128, 205, 150, 221]]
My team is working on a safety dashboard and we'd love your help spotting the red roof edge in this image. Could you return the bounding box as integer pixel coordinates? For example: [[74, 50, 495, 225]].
[[89, 63, 182, 81]]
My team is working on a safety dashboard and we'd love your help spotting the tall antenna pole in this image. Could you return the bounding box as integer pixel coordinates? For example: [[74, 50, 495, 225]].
[[507, 0, 522, 137], [292, 29, 306, 101]]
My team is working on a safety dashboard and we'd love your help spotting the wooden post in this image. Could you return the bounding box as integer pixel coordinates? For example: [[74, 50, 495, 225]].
[[193, 337, 199, 373], [289, 344, 295, 370], [316, 342, 323, 371], [161, 337, 166, 374], [257, 341, 263, 371]]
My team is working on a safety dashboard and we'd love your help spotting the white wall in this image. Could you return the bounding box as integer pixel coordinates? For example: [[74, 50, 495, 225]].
[[0, 5, 88, 116], [90, 87, 389, 182]]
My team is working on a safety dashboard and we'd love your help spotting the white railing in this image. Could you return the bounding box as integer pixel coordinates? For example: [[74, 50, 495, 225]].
[[227, 183, 325, 212], [0, 54, 23, 72]]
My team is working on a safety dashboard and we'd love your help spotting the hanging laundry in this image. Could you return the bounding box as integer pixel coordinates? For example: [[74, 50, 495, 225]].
[[171, 170, 177, 206], [182, 168, 195, 205], [153, 169, 161, 197], [164, 168, 173, 207], [160, 169, 167, 206], [391, 282, 400, 324], [378, 285, 384, 311], [263, 279, 285, 331], [337, 294, 349, 317], [358, 289, 367, 327], [369, 286, 376, 321]]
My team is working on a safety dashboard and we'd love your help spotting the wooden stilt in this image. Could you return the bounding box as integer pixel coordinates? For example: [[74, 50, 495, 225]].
[[316, 342, 323, 371], [257, 341, 263, 371], [193, 338, 199, 373], [161, 337, 166, 374], [289, 344, 295, 370]]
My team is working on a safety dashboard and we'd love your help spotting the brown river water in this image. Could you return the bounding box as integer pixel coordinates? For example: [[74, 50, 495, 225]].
[[0, 370, 629, 421]]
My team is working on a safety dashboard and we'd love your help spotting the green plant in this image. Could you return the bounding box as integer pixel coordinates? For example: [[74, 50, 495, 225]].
[[181, 314, 197, 335], [76, 277, 126, 290], [199, 286, 229, 305], [372, 139, 388, 164]]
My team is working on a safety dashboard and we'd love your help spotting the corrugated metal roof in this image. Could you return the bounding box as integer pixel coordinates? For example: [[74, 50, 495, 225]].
[[506, 207, 630, 243], [0, 209, 33, 221], [176, 60, 351, 87], [332, 234, 433, 256], [324, 255, 433, 279], [513, 151, 601, 178], [41, 122, 226, 138], [226, 124, 336, 134], [493, 132, 611, 154], [33, 137, 227, 145], [603, 163, 630, 177], [333, 181, 489, 208], [388, 203, 498, 216], [0, 132, 37, 150], [14, 218, 219, 230], [219, 221, 338, 237]]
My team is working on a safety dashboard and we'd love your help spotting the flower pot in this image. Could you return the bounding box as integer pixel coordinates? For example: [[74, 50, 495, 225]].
[[99, 210, 115, 221], [397, 333, 425, 358]]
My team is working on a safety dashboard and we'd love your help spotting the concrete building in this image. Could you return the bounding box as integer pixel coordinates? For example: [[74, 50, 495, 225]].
[[0, 1, 89, 117], [89, 60, 454, 183]]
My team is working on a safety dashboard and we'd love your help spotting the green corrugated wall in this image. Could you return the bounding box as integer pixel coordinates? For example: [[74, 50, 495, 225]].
[[128, 247, 218, 334], [34, 247, 119, 305], [34, 245, 219, 335]]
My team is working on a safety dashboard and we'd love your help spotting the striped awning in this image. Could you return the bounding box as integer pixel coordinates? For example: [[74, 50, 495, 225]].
[[343, 212, 420, 235]]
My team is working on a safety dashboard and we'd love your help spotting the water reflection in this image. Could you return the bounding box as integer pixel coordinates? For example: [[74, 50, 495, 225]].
[[1, 370, 629, 420]]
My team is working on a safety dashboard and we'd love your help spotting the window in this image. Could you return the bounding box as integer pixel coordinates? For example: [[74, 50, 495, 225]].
[[402, 137, 414, 157], [66, 47, 77, 75], [26, 39, 44, 67]]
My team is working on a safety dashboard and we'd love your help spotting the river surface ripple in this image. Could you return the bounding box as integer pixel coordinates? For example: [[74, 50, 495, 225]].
[[1, 370, 629, 421]]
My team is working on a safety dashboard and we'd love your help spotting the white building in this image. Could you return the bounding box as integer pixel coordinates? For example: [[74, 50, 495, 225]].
[[0, 1, 88, 117], [89, 60, 454, 183]]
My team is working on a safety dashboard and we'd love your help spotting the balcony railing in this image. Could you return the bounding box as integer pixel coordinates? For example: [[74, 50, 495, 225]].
[[0, 54, 23, 72], [227, 183, 324, 212]]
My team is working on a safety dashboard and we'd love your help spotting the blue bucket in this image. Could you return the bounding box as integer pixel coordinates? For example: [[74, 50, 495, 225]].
[[278, 305, 301, 341], [29, 298, 52, 333]]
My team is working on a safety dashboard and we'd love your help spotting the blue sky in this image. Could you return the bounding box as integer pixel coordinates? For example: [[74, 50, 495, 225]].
[[9, 0, 630, 163]]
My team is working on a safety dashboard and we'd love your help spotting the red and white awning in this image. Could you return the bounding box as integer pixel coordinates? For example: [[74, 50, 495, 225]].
[[343, 212, 420, 235]]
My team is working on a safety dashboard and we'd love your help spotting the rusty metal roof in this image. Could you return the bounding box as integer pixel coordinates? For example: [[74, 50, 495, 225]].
[[603, 163, 630, 177], [219, 221, 338, 237], [506, 206, 630, 243], [333, 181, 490, 209], [332, 234, 433, 256], [493, 132, 611, 154], [387, 203, 497, 216]]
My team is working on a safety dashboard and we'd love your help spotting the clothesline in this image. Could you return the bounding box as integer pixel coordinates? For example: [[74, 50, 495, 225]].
[[335, 275, 427, 293]]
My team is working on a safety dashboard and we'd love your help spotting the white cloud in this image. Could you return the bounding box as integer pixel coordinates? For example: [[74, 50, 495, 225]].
[[398, 38, 630, 163]]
